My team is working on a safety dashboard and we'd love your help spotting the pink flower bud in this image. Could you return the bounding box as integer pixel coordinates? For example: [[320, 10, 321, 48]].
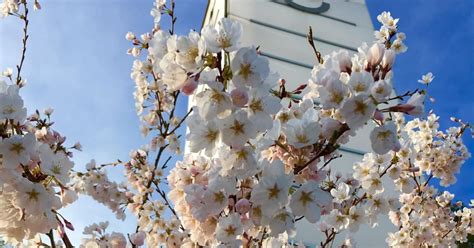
[[235, 198, 251, 214], [230, 88, 249, 107], [64, 219, 75, 231], [130, 231, 146, 246], [131, 47, 140, 57], [125, 32, 136, 41], [373, 109, 384, 122], [392, 141, 401, 152], [367, 43, 385, 67], [389, 104, 415, 113], [405, 92, 425, 117], [382, 49, 396, 69], [34, 1, 42, 10], [181, 78, 198, 95], [279, 78, 286, 86], [57, 221, 66, 238]]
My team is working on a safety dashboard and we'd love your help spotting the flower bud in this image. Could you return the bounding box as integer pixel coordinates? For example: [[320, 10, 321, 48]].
[[389, 104, 415, 113], [125, 32, 136, 41], [72, 142, 83, 151], [131, 47, 141, 57], [44, 107, 54, 116], [130, 231, 146, 246], [35, 127, 48, 139], [2, 68, 13, 77], [181, 78, 198, 96], [367, 43, 385, 67], [334, 50, 352, 73], [381, 49, 396, 70], [373, 109, 384, 122], [33, 1, 42, 11], [140, 33, 150, 42], [405, 92, 425, 117], [230, 88, 249, 107], [64, 219, 75, 231], [235, 198, 251, 214]]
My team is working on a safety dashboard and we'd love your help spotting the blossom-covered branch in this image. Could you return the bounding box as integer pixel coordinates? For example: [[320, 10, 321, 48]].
[[0, 0, 472, 247]]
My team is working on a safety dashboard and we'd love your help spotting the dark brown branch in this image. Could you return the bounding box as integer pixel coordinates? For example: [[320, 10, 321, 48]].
[[307, 26, 324, 64], [294, 124, 349, 174], [320, 229, 337, 248], [47, 229, 56, 248], [16, 1, 29, 85], [154, 185, 182, 226], [167, 107, 193, 136]]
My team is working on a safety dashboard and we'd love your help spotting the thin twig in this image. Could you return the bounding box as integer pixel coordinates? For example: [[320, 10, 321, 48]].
[[307, 26, 324, 64], [423, 174, 434, 187], [16, 1, 29, 85], [167, 108, 193, 136], [154, 185, 182, 227], [47, 230, 56, 248], [294, 124, 349, 174]]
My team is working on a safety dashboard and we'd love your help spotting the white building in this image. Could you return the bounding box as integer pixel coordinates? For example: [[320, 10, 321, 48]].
[[200, 0, 396, 246]]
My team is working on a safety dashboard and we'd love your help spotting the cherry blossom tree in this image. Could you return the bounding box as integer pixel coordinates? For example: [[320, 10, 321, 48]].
[[0, 0, 473, 247]]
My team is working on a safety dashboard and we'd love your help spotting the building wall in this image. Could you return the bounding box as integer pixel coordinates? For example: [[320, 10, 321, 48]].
[[201, 0, 396, 246]]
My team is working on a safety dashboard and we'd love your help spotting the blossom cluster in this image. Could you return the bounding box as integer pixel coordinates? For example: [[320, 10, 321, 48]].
[[72, 159, 129, 220], [116, 4, 474, 248], [80, 221, 127, 248], [0, 78, 79, 245], [0, 1, 473, 248], [160, 9, 471, 247]]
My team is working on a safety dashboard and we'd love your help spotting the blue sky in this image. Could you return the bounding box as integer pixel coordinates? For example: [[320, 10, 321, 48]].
[[0, 0, 472, 244]]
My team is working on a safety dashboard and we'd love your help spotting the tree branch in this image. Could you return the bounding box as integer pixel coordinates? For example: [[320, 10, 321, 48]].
[[16, 1, 30, 85], [46, 229, 56, 248]]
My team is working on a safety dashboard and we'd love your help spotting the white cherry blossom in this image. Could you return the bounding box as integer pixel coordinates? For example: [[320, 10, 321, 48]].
[[269, 209, 296, 237], [290, 181, 331, 223], [174, 30, 205, 71], [246, 87, 281, 132], [370, 122, 400, 154], [348, 71, 373, 93], [331, 182, 351, 203], [418, 72, 434, 85], [215, 213, 243, 243], [186, 111, 220, 155], [370, 80, 392, 102], [318, 77, 348, 109], [326, 209, 349, 231], [202, 18, 242, 53], [195, 81, 232, 119], [0, 133, 36, 167], [340, 93, 376, 129], [231, 46, 269, 88], [0, 84, 26, 123], [347, 206, 365, 232], [220, 110, 257, 148], [283, 108, 320, 148], [250, 160, 292, 216]]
